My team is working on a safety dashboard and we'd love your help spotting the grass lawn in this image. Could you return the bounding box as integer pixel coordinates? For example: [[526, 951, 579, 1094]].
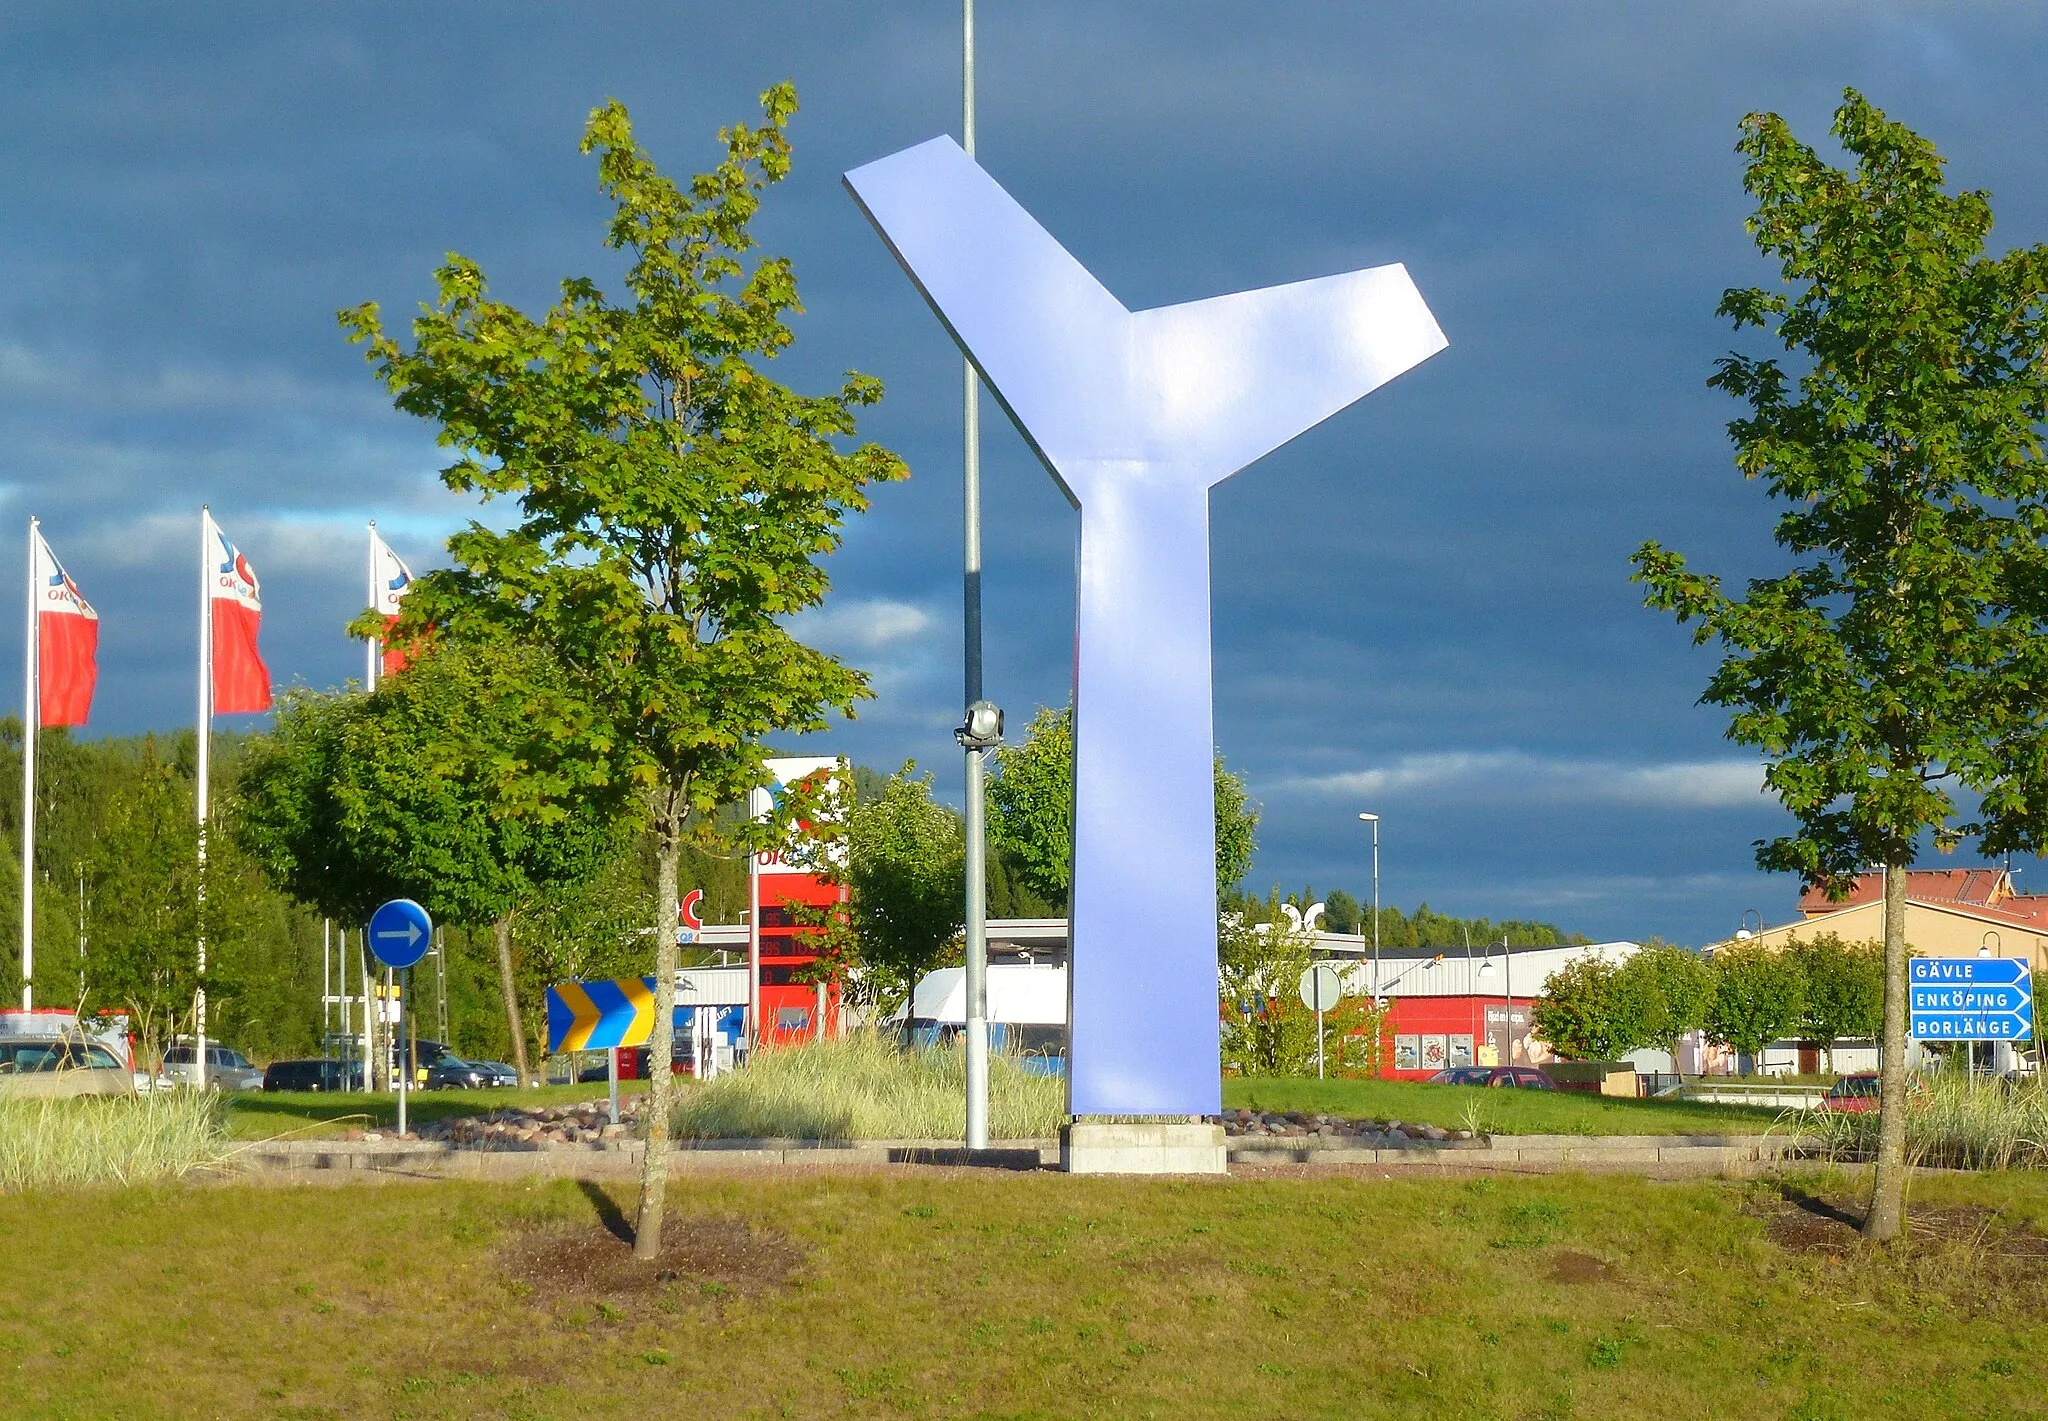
[[1224, 1077, 1783, 1135], [223, 1082, 648, 1140], [3, 1166, 2045, 1417]]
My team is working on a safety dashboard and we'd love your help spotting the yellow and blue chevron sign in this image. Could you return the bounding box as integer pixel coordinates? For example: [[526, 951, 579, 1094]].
[[546, 977, 658, 1053]]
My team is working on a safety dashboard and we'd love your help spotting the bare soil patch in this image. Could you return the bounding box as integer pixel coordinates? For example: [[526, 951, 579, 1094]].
[[503, 1213, 804, 1302], [1762, 1188, 2048, 1274], [1548, 1249, 1617, 1284]]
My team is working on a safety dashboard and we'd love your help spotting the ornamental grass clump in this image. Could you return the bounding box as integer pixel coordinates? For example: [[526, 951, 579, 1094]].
[[671, 1030, 1066, 1141], [1799, 1073, 2048, 1171], [0, 1091, 229, 1191]]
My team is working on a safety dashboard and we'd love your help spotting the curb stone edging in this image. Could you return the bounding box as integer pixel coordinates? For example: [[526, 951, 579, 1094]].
[[233, 1131, 1820, 1179]]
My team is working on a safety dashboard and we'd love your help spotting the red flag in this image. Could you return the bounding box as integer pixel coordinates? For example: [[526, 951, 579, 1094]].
[[32, 528, 96, 727], [205, 512, 270, 713], [369, 527, 415, 676]]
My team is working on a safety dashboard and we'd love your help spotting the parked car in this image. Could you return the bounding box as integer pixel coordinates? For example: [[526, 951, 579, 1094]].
[[160, 1043, 266, 1092], [260, 1058, 365, 1093], [1819, 1073, 1882, 1113], [0, 1037, 135, 1098], [1425, 1065, 1558, 1090], [425, 1057, 518, 1090]]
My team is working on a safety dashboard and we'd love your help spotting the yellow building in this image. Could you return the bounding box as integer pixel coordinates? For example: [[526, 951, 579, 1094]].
[[1699, 869, 2041, 1075], [1709, 868, 2048, 971]]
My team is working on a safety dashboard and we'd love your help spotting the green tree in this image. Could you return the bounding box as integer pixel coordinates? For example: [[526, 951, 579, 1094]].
[[343, 88, 904, 1257], [1217, 908, 1318, 1077], [988, 702, 1259, 903], [1706, 942, 1806, 1064], [1631, 91, 2048, 1239], [237, 642, 626, 1085], [1532, 955, 1655, 1062], [1787, 933, 1885, 1072], [802, 764, 965, 1027], [1625, 942, 1717, 1076], [82, 745, 200, 1066]]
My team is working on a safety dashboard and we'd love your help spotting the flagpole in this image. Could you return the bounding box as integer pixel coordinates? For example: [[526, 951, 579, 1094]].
[[195, 509, 211, 1092], [20, 518, 37, 1010], [366, 522, 378, 692]]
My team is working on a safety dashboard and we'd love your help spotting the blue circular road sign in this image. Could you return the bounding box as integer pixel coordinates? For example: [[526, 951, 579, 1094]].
[[367, 898, 433, 970]]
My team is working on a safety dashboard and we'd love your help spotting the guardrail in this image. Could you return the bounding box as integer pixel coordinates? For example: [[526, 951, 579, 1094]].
[[1678, 1081, 1828, 1110]]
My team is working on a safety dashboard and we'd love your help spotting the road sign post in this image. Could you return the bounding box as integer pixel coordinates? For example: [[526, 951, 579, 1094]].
[[1299, 964, 1345, 1080], [368, 899, 434, 1136], [1909, 957, 2033, 1042]]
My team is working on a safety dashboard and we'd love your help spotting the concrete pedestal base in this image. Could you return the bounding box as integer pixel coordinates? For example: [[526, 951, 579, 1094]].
[[1061, 1121, 1227, 1175]]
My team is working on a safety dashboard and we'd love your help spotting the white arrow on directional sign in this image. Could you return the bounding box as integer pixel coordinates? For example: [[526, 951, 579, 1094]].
[[368, 898, 433, 971], [1909, 957, 2033, 1042]]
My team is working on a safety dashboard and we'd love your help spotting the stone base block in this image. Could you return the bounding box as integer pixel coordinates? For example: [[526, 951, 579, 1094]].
[[1061, 1121, 1227, 1175]]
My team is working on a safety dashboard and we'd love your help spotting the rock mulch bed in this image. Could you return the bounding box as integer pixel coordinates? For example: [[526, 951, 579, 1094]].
[[326, 1102, 1480, 1152], [337, 1099, 639, 1148], [1220, 1109, 1478, 1145]]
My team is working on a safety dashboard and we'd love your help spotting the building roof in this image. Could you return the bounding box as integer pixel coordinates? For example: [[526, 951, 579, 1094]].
[[1797, 868, 2012, 916], [1794, 866, 2048, 932]]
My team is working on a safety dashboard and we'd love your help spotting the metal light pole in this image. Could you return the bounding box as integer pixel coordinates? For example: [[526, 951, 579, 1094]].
[[1479, 938, 1513, 1065], [1358, 813, 1380, 1001], [958, 0, 992, 1153]]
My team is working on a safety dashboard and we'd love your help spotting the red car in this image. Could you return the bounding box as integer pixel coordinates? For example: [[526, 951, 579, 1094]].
[[1426, 1066, 1558, 1090], [1819, 1074, 1882, 1112]]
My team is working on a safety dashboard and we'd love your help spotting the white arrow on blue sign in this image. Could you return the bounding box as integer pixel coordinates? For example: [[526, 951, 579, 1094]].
[[1910, 956, 2029, 986], [1909, 957, 2032, 1042], [368, 898, 434, 971]]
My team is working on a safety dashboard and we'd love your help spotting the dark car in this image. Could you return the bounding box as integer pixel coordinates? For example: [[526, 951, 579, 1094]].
[[1426, 1065, 1558, 1090], [261, 1059, 364, 1093], [426, 1057, 518, 1090]]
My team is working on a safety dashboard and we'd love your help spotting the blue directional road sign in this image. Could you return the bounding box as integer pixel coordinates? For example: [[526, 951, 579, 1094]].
[[1909, 957, 2033, 1041], [367, 898, 434, 971]]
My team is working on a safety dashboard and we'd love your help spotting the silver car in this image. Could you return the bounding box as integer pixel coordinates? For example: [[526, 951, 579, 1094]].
[[160, 1043, 266, 1092], [0, 1038, 136, 1098]]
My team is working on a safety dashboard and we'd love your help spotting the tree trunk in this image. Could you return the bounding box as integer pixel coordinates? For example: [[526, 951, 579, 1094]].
[[1864, 859, 1910, 1240], [632, 807, 682, 1261], [492, 912, 531, 1088]]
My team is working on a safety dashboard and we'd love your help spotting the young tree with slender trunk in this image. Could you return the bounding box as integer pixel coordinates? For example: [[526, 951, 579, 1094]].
[[1635, 91, 2048, 1240], [342, 87, 904, 1259]]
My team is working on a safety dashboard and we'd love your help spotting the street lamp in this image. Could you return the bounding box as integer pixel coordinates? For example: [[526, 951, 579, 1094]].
[[1478, 937, 1512, 1065], [1358, 813, 1380, 1003]]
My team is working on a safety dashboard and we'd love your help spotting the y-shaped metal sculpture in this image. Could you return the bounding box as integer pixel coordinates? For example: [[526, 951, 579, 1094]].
[[846, 137, 1447, 1115]]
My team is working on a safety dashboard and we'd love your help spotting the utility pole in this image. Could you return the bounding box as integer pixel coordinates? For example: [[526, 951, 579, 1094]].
[[956, 0, 996, 1154]]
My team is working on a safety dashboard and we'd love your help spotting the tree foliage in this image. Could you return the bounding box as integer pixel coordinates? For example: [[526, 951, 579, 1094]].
[[236, 641, 631, 1077], [341, 86, 903, 1255], [1787, 933, 1885, 1069], [0, 724, 319, 1067], [239, 644, 623, 929], [1301, 888, 1585, 949], [1630, 89, 2048, 1239], [1630, 942, 1718, 1071], [987, 702, 1259, 904], [1705, 942, 1806, 1062], [1531, 956, 1658, 1062], [799, 764, 965, 1025]]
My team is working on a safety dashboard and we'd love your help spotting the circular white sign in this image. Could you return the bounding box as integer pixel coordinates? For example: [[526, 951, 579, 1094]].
[[1299, 963, 1344, 1013]]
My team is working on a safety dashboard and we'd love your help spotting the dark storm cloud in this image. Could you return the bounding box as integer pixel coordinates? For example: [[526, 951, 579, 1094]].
[[4, 2, 2046, 942]]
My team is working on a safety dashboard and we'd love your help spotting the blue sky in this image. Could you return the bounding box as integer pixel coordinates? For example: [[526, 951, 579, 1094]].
[[5, 3, 2047, 943]]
